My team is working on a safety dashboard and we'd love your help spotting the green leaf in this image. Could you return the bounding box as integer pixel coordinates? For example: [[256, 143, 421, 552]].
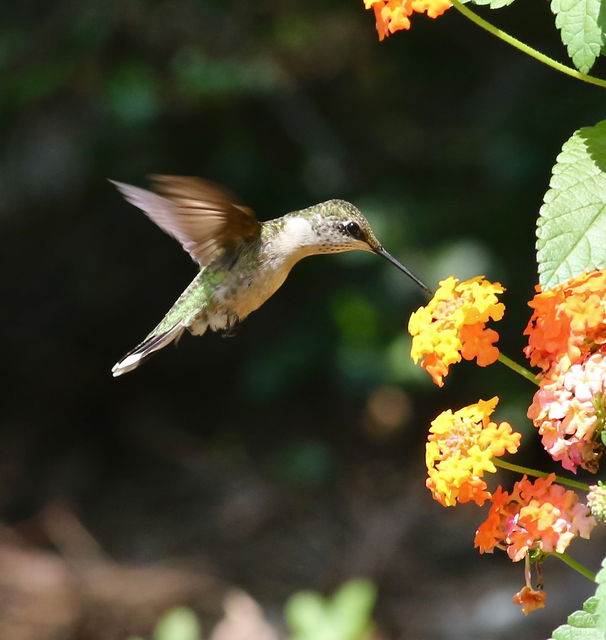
[[549, 558, 606, 640], [550, 0, 605, 73], [537, 120, 606, 289], [551, 599, 602, 639]]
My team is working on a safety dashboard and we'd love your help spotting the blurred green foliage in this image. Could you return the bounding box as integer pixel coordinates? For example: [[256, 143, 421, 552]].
[[285, 578, 377, 640], [129, 607, 203, 640]]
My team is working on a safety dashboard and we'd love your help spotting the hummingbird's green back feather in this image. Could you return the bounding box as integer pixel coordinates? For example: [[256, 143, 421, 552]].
[[151, 268, 213, 334]]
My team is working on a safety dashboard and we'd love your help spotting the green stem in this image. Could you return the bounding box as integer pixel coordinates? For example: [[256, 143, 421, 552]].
[[493, 458, 591, 491], [550, 552, 596, 582], [497, 353, 539, 386], [449, 0, 606, 89]]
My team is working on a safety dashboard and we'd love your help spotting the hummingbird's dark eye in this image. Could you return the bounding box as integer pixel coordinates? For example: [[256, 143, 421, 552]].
[[345, 221, 364, 240]]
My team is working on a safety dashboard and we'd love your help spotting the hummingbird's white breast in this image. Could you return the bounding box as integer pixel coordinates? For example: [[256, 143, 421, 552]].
[[229, 216, 316, 317], [194, 215, 316, 333]]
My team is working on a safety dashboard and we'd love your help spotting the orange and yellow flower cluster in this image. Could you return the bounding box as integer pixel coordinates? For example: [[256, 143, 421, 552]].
[[524, 270, 606, 376], [364, 0, 451, 40], [474, 474, 595, 560], [409, 276, 505, 386], [525, 270, 606, 473], [424, 394, 595, 613], [426, 397, 520, 507]]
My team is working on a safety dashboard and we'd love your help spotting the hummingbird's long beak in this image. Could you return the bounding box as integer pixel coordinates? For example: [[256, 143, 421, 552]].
[[375, 247, 431, 294]]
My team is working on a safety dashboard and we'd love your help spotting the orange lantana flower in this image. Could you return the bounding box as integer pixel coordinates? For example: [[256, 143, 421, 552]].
[[364, 0, 451, 40], [426, 397, 521, 507], [409, 276, 505, 386], [524, 269, 606, 377], [474, 474, 596, 561]]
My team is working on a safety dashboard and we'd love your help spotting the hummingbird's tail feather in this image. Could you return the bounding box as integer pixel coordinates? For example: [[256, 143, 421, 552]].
[[111, 323, 185, 377]]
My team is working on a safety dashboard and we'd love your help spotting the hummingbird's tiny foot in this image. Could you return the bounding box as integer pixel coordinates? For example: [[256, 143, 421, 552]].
[[221, 314, 241, 338]]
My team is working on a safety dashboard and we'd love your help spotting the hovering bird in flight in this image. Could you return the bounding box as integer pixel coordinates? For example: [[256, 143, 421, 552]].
[[111, 175, 428, 376]]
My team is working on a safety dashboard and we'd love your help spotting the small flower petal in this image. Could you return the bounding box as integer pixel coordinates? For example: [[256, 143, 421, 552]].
[[460, 324, 500, 366]]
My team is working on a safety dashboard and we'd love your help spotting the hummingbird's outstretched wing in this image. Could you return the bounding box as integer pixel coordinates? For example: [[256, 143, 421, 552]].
[[110, 175, 261, 267]]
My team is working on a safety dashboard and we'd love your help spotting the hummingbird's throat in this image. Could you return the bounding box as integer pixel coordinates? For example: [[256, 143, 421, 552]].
[[281, 217, 317, 252]]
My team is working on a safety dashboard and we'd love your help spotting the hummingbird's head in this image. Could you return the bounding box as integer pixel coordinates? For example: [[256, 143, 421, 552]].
[[300, 199, 430, 293], [304, 199, 382, 254]]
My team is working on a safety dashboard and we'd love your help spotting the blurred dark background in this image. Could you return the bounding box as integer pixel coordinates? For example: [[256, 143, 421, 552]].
[[1, 0, 605, 638]]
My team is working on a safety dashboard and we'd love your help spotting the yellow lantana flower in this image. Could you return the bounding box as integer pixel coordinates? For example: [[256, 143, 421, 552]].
[[409, 276, 505, 387], [426, 397, 521, 507]]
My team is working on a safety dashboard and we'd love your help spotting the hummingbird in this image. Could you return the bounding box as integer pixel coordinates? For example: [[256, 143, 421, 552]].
[[111, 175, 429, 376]]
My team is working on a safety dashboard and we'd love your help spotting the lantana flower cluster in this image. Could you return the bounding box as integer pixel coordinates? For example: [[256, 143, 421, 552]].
[[524, 270, 606, 376], [408, 271, 606, 614], [524, 271, 606, 473], [474, 474, 595, 561], [426, 396, 597, 614], [426, 397, 520, 507], [527, 353, 606, 473], [409, 276, 505, 387], [364, 0, 451, 39]]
